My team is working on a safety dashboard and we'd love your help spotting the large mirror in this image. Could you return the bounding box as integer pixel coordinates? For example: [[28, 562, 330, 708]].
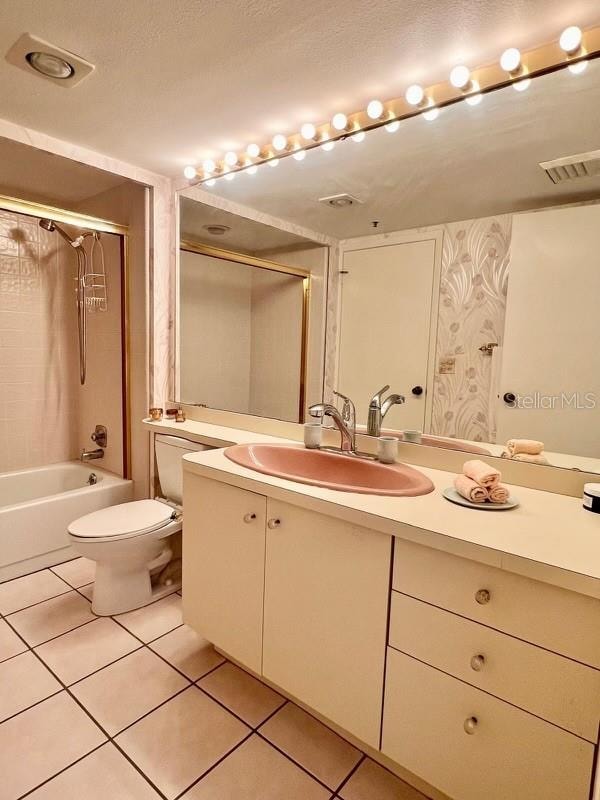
[[177, 59, 600, 473], [176, 196, 329, 422]]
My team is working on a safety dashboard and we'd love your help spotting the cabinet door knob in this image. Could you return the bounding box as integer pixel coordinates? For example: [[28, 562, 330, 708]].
[[475, 588, 491, 605], [243, 513, 257, 523], [267, 518, 281, 529], [463, 716, 478, 735], [470, 654, 485, 672]]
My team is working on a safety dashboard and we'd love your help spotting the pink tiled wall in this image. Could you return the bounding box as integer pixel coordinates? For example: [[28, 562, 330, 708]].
[[0, 209, 124, 475]]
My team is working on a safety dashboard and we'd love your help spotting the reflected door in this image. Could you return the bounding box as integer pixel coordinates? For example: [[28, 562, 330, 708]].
[[496, 205, 600, 458], [337, 239, 437, 431]]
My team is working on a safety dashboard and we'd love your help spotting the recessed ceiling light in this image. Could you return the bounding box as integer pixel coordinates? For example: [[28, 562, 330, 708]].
[[6, 33, 94, 87], [203, 224, 231, 236], [26, 51, 74, 79]]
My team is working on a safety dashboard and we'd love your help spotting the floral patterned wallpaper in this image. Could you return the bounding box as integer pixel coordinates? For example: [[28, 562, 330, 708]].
[[430, 215, 511, 442]]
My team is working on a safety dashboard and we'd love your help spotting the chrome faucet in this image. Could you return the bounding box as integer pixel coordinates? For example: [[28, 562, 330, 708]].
[[367, 385, 406, 436], [80, 448, 104, 462], [309, 401, 355, 452]]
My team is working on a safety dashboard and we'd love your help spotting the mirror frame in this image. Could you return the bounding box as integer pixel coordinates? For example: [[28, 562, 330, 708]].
[[176, 238, 311, 421]]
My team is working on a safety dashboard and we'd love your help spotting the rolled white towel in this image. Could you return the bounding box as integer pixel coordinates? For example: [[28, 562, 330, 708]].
[[463, 459, 501, 488], [507, 439, 544, 456], [489, 484, 510, 504], [454, 474, 489, 503], [510, 452, 550, 465]]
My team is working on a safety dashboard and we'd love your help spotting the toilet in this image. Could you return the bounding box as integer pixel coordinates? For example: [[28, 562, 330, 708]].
[[68, 434, 211, 616]]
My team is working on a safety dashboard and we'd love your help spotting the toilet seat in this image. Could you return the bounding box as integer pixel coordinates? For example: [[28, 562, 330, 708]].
[[68, 499, 177, 543]]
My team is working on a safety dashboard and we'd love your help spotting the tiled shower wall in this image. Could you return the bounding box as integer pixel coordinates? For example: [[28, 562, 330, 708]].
[[0, 209, 78, 472], [0, 208, 124, 475]]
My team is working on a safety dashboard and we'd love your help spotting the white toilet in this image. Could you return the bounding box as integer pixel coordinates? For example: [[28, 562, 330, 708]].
[[68, 434, 210, 616]]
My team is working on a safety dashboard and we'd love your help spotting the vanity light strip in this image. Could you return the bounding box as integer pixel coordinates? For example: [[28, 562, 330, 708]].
[[183, 24, 600, 184]]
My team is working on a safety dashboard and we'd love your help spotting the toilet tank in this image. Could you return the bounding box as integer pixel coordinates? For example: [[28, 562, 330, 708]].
[[154, 434, 213, 505]]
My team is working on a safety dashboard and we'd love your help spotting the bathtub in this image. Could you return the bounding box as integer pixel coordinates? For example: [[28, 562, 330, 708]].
[[0, 462, 132, 582]]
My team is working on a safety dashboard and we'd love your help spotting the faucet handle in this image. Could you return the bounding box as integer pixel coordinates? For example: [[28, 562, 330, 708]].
[[370, 385, 390, 407]]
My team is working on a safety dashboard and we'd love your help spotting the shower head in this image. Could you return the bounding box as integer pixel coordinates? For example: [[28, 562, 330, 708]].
[[39, 218, 82, 247]]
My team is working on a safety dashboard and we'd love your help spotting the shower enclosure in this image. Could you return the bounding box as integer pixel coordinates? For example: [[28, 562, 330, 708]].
[[39, 218, 108, 384], [0, 195, 132, 579]]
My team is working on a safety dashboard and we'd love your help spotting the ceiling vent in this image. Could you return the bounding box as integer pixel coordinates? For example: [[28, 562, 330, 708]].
[[202, 224, 230, 236], [318, 193, 363, 208], [539, 150, 600, 184], [5, 33, 95, 88]]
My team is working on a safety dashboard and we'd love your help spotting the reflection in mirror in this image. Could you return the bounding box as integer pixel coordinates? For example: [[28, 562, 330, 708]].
[[201, 59, 600, 472], [176, 196, 329, 423]]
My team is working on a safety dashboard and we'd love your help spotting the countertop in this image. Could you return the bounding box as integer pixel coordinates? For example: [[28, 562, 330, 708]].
[[145, 418, 600, 599]]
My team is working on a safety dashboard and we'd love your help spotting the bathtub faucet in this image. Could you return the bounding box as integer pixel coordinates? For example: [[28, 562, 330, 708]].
[[81, 448, 104, 462]]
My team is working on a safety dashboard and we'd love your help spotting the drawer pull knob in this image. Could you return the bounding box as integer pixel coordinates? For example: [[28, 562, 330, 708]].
[[243, 513, 257, 523], [267, 518, 281, 529], [463, 716, 478, 735], [475, 588, 491, 605], [470, 654, 485, 671]]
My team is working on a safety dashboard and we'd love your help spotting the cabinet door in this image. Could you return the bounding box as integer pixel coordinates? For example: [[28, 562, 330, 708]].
[[262, 499, 391, 748], [182, 474, 266, 673]]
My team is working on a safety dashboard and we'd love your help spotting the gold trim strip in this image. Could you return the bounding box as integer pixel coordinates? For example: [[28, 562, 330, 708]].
[[180, 239, 310, 278], [0, 194, 128, 236]]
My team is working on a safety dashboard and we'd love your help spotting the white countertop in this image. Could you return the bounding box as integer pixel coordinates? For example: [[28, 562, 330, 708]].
[[145, 418, 600, 599]]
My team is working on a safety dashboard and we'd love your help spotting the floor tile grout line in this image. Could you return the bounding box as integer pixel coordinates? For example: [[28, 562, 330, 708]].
[[16, 741, 109, 800], [0, 687, 64, 727], [5, 626, 171, 800], [171, 730, 255, 800], [111, 683, 193, 738], [333, 752, 366, 796], [253, 729, 344, 794], [0, 584, 73, 617], [0, 556, 81, 592], [0, 646, 29, 665], [13, 613, 99, 649], [58, 643, 147, 689]]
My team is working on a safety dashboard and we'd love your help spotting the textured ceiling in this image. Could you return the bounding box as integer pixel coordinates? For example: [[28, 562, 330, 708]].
[[1, 1, 599, 176], [209, 61, 600, 237]]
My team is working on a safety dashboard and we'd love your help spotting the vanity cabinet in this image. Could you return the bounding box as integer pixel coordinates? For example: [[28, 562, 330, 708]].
[[183, 474, 391, 747], [383, 537, 599, 800], [182, 475, 267, 673], [262, 499, 390, 748]]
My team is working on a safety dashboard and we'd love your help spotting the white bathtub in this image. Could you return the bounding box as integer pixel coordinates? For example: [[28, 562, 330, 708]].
[[0, 462, 132, 582]]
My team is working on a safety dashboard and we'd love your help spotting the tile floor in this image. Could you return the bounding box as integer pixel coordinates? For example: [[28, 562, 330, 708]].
[[0, 557, 429, 800]]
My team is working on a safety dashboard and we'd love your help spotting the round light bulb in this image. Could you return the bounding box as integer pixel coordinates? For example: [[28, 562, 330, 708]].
[[183, 165, 197, 179], [351, 130, 365, 142], [332, 112, 348, 131], [247, 164, 258, 175], [321, 134, 335, 151], [465, 92, 482, 106], [268, 158, 279, 167], [272, 134, 287, 152], [405, 84, 425, 106], [500, 48, 521, 73], [367, 99, 384, 119], [385, 120, 400, 133], [301, 123, 316, 140], [292, 148, 306, 161], [423, 106, 439, 121], [450, 65, 471, 89], [559, 26, 583, 54], [246, 143, 260, 158], [513, 78, 531, 91], [202, 159, 216, 175], [224, 171, 235, 181], [205, 178, 216, 187], [568, 60, 588, 74], [224, 151, 238, 167]]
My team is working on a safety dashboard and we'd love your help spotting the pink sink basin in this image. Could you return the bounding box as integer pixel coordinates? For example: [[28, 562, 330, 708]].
[[224, 444, 435, 497]]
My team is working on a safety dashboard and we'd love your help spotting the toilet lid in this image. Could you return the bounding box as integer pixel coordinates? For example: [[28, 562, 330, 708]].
[[68, 499, 174, 539]]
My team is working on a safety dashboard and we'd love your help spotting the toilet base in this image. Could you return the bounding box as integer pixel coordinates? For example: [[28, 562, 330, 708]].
[[92, 579, 181, 617]]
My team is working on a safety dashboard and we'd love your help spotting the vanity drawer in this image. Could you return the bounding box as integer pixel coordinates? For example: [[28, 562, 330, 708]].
[[393, 538, 600, 667], [389, 592, 600, 741], [382, 648, 594, 800]]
